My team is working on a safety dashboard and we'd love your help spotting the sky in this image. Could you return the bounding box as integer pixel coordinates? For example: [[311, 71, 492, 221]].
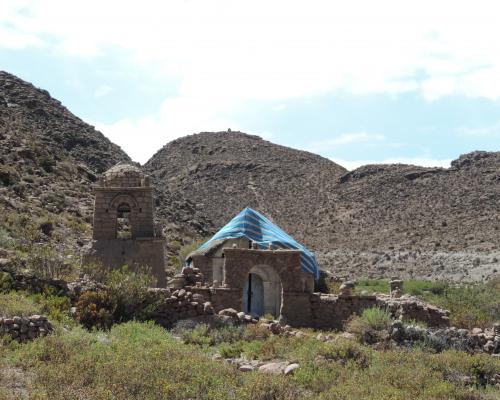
[[1, 0, 500, 169]]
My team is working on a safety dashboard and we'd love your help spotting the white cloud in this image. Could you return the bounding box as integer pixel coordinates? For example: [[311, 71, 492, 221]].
[[458, 121, 500, 137], [331, 157, 452, 171], [3, 1, 500, 161], [308, 132, 387, 152], [93, 85, 112, 98], [317, 132, 386, 147], [3, 0, 500, 101], [94, 95, 240, 163]]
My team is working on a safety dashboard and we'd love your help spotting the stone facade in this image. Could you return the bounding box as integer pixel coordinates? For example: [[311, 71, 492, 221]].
[[187, 243, 316, 325], [83, 163, 166, 287]]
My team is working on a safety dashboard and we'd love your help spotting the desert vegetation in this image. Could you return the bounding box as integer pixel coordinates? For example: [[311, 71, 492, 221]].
[[1, 320, 499, 400], [352, 278, 500, 329]]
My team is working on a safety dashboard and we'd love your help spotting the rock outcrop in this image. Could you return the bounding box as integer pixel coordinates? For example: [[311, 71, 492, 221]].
[[145, 131, 500, 282], [0, 71, 130, 250]]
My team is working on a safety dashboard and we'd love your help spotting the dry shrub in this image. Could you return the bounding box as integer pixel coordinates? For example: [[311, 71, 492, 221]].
[[75, 290, 114, 330]]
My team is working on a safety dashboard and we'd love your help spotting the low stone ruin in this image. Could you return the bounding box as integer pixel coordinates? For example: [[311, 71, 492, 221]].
[[310, 292, 449, 330], [146, 288, 214, 328], [0, 315, 53, 342], [390, 321, 500, 354]]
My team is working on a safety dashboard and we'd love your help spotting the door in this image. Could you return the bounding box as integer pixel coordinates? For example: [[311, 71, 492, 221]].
[[243, 273, 265, 317]]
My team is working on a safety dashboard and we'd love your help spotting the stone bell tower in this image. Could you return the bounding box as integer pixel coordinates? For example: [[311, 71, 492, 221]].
[[84, 163, 166, 287]]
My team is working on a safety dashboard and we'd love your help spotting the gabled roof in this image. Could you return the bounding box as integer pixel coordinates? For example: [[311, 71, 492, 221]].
[[190, 207, 320, 279]]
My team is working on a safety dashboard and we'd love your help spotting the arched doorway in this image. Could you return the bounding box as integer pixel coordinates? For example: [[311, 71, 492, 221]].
[[242, 265, 282, 318], [116, 202, 132, 239]]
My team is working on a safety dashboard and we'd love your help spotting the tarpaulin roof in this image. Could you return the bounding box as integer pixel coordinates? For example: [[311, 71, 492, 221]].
[[193, 207, 320, 280]]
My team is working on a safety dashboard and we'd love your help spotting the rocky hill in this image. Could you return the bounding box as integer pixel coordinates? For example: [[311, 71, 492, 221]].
[[0, 71, 130, 252], [146, 132, 500, 282], [144, 131, 346, 244], [0, 72, 498, 282], [314, 151, 500, 282]]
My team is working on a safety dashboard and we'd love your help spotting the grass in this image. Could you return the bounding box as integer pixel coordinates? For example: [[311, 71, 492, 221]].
[[354, 279, 390, 294], [419, 278, 500, 329], [359, 307, 391, 330], [345, 308, 392, 344], [0, 290, 73, 325], [1, 322, 498, 399], [0, 291, 41, 317]]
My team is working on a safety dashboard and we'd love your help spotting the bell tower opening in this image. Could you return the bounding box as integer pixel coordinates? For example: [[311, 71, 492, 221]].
[[116, 203, 132, 239]]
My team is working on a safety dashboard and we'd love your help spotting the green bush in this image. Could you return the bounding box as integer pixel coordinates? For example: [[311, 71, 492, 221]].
[[0, 272, 14, 292], [75, 266, 161, 330], [30, 293, 73, 325], [106, 265, 158, 323], [404, 280, 447, 296], [360, 307, 392, 330], [420, 278, 500, 329], [318, 338, 372, 368], [25, 245, 69, 280], [0, 226, 14, 249], [180, 324, 246, 347], [0, 166, 20, 186], [180, 323, 212, 346], [346, 308, 391, 344], [37, 154, 56, 172], [219, 341, 244, 358]]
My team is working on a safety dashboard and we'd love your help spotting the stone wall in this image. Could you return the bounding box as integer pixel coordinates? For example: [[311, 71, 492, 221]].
[[145, 288, 214, 328], [0, 266, 96, 299], [83, 238, 166, 287], [0, 315, 52, 342], [188, 287, 242, 313], [310, 293, 449, 330], [186, 287, 450, 329]]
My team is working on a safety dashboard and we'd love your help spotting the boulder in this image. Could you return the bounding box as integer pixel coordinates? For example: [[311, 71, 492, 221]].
[[219, 308, 239, 318], [258, 362, 288, 375], [284, 363, 300, 376]]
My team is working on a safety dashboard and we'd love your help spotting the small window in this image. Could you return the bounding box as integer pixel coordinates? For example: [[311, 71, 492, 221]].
[[116, 203, 132, 239]]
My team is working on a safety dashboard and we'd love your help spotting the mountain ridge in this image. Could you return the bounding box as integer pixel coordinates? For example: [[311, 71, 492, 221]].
[[1, 71, 498, 282]]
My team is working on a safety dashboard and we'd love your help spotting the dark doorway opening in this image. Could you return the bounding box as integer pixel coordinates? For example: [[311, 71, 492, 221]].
[[116, 203, 132, 239]]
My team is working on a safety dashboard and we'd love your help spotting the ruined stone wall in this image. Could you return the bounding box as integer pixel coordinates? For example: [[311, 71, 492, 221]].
[[310, 294, 378, 330], [83, 238, 166, 287], [185, 284, 450, 329], [309, 293, 450, 330], [190, 255, 213, 284], [0, 315, 52, 342], [147, 288, 213, 328], [188, 287, 243, 313]]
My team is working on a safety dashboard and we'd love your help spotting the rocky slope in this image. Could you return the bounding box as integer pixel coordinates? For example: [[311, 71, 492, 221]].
[[0, 71, 130, 251], [0, 71, 498, 282], [314, 151, 500, 282], [144, 131, 346, 244], [146, 132, 500, 282]]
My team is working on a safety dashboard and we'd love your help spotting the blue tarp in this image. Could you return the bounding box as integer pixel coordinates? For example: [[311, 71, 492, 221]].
[[194, 207, 320, 280]]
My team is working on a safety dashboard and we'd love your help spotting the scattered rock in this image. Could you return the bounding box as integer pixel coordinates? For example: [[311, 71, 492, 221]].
[[284, 363, 300, 376], [258, 362, 288, 375]]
